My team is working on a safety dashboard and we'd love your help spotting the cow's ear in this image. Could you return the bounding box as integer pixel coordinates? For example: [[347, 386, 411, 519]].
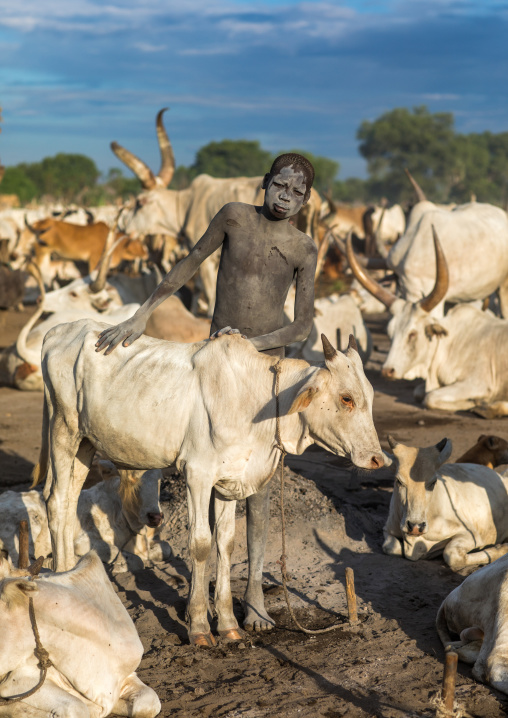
[[435, 437, 452, 464], [287, 370, 326, 415], [424, 322, 448, 339]]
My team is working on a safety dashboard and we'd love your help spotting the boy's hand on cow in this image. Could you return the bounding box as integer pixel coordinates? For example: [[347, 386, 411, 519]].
[[95, 315, 147, 355], [209, 327, 247, 340]]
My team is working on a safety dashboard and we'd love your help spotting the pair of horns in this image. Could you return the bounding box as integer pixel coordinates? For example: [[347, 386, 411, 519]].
[[321, 333, 358, 362], [111, 108, 175, 190], [347, 225, 449, 313]]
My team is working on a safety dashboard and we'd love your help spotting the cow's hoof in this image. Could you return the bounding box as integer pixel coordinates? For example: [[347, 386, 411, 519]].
[[189, 632, 216, 647], [219, 628, 243, 641]]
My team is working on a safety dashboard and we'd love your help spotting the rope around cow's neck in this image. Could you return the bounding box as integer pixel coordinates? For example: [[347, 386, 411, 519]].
[[273, 361, 343, 635], [0, 573, 53, 704]]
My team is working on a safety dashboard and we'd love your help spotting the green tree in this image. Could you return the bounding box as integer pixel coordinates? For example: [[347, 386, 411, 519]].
[[23, 153, 100, 202], [357, 106, 456, 203], [0, 166, 38, 204], [192, 139, 273, 178]]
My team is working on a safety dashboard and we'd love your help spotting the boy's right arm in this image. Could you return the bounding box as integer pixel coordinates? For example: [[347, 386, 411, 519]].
[[95, 208, 228, 354]]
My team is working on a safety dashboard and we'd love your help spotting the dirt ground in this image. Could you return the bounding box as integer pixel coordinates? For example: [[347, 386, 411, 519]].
[[1, 307, 508, 717]]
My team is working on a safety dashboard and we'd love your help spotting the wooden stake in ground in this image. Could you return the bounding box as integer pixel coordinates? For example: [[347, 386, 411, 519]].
[[441, 651, 458, 713], [18, 520, 29, 570], [345, 567, 358, 624]]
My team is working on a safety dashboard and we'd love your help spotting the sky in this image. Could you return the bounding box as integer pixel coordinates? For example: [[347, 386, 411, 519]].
[[0, 0, 507, 180]]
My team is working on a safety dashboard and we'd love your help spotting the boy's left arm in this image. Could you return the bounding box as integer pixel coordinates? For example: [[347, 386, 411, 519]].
[[250, 243, 317, 352]]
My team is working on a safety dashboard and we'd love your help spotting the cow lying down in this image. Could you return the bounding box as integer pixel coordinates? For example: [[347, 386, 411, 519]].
[[0, 551, 161, 717], [436, 553, 508, 695], [382, 436, 508, 570], [0, 464, 171, 574]]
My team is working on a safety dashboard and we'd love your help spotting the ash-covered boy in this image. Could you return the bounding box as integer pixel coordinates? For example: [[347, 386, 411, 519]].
[[96, 153, 318, 631]]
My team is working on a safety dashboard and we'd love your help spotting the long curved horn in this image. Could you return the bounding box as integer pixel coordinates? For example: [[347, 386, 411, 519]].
[[15, 261, 46, 366], [89, 208, 124, 294], [314, 228, 333, 282], [404, 168, 427, 203], [156, 108, 175, 187], [110, 142, 156, 190], [346, 231, 397, 309], [419, 225, 449, 313], [374, 206, 387, 258], [24, 216, 40, 236], [85, 209, 94, 225], [324, 192, 337, 215]]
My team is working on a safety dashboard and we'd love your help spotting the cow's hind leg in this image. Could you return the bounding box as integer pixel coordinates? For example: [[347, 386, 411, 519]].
[[424, 382, 488, 413], [243, 485, 275, 631], [0, 679, 90, 718], [46, 420, 95, 572], [186, 476, 215, 646], [444, 534, 508, 570], [213, 490, 241, 639], [112, 672, 161, 718]]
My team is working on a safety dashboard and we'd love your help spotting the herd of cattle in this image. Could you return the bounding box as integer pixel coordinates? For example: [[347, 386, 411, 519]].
[[2, 109, 508, 713]]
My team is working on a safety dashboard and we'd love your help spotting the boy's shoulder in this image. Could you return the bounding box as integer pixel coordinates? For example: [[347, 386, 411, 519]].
[[287, 222, 318, 254], [221, 202, 257, 220]]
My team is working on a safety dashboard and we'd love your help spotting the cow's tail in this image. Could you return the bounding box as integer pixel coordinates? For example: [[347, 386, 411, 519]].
[[31, 394, 50, 488], [436, 602, 453, 649]]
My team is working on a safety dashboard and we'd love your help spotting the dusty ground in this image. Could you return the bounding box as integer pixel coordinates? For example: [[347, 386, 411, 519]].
[[1, 306, 508, 717]]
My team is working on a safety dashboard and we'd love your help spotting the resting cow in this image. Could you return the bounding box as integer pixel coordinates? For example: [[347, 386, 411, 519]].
[[456, 435, 508, 469], [4, 465, 170, 573], [36, 321, 383, 646], [436, 553, 508, 695], [382, 436, 508, 570], [0, 551, 160, 717]]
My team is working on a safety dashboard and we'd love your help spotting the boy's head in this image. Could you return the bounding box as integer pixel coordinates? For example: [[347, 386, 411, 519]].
[[262, 153, 315, 220], [265, 153, 315, 202]]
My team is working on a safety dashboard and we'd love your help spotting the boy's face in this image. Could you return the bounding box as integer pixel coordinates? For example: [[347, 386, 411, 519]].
[[263, 165, 308, 220]]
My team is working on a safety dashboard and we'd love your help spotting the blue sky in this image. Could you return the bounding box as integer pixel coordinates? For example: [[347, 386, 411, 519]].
[[1, 0, 507, 180]]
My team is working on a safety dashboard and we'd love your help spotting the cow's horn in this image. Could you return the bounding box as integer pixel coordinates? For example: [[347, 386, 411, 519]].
[[325, 192, 337, 215], [321, 333, 337, 362], [347, 334, 358, 353], [85, 209, 94, 225], [387, 434, 398, 450], [156, 108, 175, 187], [24, 216, 39, 236], [89, 208, 124, 293], [374, 206, 388, 258], [15, 261, 46, 366], [110, 142, 156, 190], [419, 225, 449, 313], [404, 168, 427, 203], [346, 231, 397, 309]]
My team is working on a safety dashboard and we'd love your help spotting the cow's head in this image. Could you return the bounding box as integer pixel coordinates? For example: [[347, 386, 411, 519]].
[[118, 469, 165, 533], [388, 435, 452, 538], [293, 333, 384, 470], [41, 276, 120, 313], [112, 108, 181, 238], [347, 225, 449, 381]]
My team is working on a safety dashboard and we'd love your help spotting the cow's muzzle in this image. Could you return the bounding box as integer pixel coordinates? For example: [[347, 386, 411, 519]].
[[406, 520, 426, 536], [381, 367, 396, 380], [147, 511, 164, 528]]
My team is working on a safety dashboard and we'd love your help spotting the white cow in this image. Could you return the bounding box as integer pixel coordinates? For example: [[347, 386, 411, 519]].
[[36, 321, 383, 645], [387, 199, 508, 315], [348, 228, 508, 413], [436, 553, 508, 695], [1, 466, 170, 573], [0, 551, 161, 717], [383, 436, 508, 570]]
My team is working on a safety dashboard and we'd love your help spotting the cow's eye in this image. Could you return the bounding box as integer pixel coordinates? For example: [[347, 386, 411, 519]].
[[341, 395, 354, 409], [408, 331, 417, 342], [396, 478, 405, 488], [70, 291, 78, 298]]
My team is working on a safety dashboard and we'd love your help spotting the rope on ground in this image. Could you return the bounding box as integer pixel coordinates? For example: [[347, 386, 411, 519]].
[[273, 360, 344, 635]]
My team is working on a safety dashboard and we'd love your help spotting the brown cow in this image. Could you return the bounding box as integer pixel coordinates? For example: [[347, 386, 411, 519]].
[[456, 435, 508, 469], [25, 217, 148, 274]]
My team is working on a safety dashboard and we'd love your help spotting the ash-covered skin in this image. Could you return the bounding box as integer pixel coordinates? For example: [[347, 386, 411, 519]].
[[96, 160, 317, 632]]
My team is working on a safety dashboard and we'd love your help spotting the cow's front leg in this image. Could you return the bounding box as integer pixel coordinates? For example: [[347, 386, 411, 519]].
[[214, 490, 241, 639], [186, 478, 215, 646], [423, 382, 487, 413], [243, 485, 275, 631]]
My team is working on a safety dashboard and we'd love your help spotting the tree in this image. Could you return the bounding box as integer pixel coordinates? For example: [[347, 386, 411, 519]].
[[0, 166, 38, 204], [192, 139, 273, 178], [23, 154, 100, 202], [357, 106, 457, 203]]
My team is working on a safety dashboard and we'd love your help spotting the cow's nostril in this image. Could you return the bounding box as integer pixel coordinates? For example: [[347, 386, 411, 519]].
[[407, 520, 414, 532], [418, 522, 426, 533], [381, 367, 395, 379], [147, 512, 163, 527], [370, 455, 383, 469]]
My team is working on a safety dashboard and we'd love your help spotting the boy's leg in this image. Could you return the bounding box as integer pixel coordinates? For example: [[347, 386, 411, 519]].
[[244, 485, 275, 631]]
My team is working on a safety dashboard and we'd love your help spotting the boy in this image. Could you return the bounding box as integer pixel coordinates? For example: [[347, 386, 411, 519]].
[[96, 153, 318, 630]]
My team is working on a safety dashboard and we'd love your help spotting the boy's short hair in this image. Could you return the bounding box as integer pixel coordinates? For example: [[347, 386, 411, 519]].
[[269, 153, 315, 194]]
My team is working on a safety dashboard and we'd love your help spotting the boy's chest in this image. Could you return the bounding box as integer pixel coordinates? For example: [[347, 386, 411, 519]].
[[224, 227, 298, 277]]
